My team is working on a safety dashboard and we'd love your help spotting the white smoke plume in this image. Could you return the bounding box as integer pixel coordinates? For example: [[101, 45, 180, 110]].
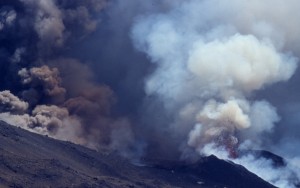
[[132, 0, 298, 151], [132, 0, 300, 186], [201, 144, 300, 188]]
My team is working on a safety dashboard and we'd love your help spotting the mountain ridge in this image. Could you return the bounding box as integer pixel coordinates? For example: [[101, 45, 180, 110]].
[[0, 121, 276, 188]]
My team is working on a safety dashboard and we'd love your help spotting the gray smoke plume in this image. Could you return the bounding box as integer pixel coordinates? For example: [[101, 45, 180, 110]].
[[20, 0, 65, 47], [131, 0, 300, 187], [0, 0, 136, 157], [0, 90, 28, 114], [0, 8, 16, 30], [1, 0, 300, 186]]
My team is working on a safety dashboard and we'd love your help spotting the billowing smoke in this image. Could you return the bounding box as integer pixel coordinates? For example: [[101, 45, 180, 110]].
[[0, 90, 28, 113], [0, 0, 136, 156], [18, 65, 66, 104], [199, 143, 300, 188], [1, 0, 300, 187], [132, 0, 297, 151], [131, 0, 300, 187]]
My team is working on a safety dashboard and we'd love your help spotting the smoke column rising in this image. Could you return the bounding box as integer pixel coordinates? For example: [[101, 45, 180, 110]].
[[131, 0, 300, 187], [1, 0, 300, 187], [0, 0, 137, 156]]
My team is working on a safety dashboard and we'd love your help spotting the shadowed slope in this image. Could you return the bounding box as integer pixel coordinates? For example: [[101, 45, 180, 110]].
[[0, 121, 276, 188]]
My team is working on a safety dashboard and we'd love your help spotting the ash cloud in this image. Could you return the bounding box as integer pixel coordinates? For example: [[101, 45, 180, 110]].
[[132, 0, 298, 151], [0, 0, 135, 157], [18, 65, 66, 104], [1, 0, 300, 187], [0, 90, 28, 114], [131, 0, 300, 187]]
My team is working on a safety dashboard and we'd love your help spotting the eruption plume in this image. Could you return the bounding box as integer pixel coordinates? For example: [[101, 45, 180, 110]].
[[1, 0, 300, 187], [0, 0, 135, 156], [131, 0, 300, 187], [18, 65, 66, 104], [0, 90, 28, 114], [132, 0, 297, 152]]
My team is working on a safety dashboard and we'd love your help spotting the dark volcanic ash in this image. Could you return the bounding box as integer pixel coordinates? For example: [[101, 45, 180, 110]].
[[1, 0, 300, 187], [0, 0, 135, 156]]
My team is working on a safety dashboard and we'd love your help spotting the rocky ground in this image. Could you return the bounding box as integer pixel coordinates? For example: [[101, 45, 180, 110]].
[[0, 121, 276, 188]]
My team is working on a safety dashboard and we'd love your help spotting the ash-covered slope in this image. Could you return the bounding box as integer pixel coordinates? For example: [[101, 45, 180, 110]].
[[0, 121, 275, 188]]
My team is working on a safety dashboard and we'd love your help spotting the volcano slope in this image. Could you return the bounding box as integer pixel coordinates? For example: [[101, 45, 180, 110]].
[[0, 120, 275, 188]]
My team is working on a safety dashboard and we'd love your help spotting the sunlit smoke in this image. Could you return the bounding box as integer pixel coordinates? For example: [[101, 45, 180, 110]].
[[1, 0, 300, 186], [132, 0, 300, 186]]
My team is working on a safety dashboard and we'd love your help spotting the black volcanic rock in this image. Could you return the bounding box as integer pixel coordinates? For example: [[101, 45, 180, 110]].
[[145, 155, 276, 188], [0, 120, 276, 188]]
